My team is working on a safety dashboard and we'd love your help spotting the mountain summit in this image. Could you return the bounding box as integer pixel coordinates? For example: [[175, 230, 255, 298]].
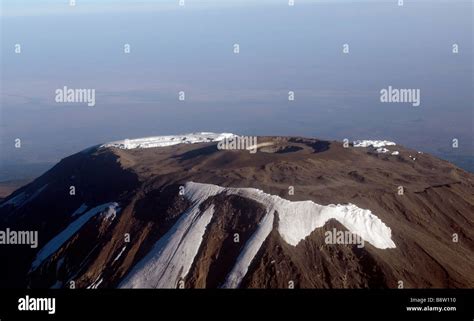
[[1, 133, 473, 288]]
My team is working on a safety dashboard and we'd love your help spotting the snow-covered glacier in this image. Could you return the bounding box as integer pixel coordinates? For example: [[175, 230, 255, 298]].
[[120, 182, 396, 289], [101, 132, 236, 150]]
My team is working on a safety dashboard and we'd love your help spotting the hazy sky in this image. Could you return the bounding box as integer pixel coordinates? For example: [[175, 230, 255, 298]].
[[1, 0, 472, 179]]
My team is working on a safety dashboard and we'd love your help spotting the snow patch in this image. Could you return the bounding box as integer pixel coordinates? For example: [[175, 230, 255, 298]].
[[186, 182, 395, 288], [353, 140, 396, 148], [182, 182, 395, 249], [101, 132, 236, 150], [87, 275, 103, 289], [101, 205, 120, 221], [30, 202, 120, 271], [119, 204, 215, 288], [120, 182, 395, 288], [391, 151, 400, 155], [376, 147, 390, 154], [113, 246, 127, 263], [222, 211, 274, 289], [197, 182, 395, 287], [277, 202, 395, 249], [353, 140, 398, 155]]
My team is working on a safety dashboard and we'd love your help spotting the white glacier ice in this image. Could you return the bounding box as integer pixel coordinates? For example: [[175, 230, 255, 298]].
[[120, 182, 396, 289], [353, 140, 396, 148], [182, 182, 395, 248], [375, 147, 390, 154], [198, 182, 397, 288], [101, 205, 119, 221], [113, 246, 127, 263], [87, 275, 103, 289], [119, 204, 215, 288], [30, 202, 120, 271], [353, 140, 398, 155], [101, 132, 236, 150], [222, 211, 275, 289]]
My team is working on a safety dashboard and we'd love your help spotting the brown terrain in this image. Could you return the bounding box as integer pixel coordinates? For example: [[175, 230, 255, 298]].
[[0, 136, 473, 289]]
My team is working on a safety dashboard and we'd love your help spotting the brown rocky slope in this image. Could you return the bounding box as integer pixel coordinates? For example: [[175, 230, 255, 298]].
[[0, 135, 472, 289]]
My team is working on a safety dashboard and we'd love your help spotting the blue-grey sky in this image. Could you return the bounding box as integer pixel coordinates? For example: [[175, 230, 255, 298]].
[[1, 0, 473, 179]]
